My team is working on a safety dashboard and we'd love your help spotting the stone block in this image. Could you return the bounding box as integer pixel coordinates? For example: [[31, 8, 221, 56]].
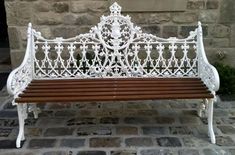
[[110, 0, 187, 12], [207, 38, 230, 48], [206, 0, 219, 9], [216, 136, 235, 146], [0, 140, 21, 149], [17, 2, 32, 25], [116, 126, 138, 135], [89, 137, 121, 147], [179, 149, 199, 155], [52, 27, 81, 39], [140, 149, 178, 155], [142, 127, 169, 135], [210, 24, 230, 38], [28, 139, 57, 149], [0, 118, 18, 127], [77, 151, 106, 155], [187, 0, 205, 9], [37, 118, 66, 127], [67, 117, 97, 126], [10, 50, 25, 68], [43, 151, 70, 155], [53, 2, 69, 13], [162, 26, 178, 38], [25, 128, 42, 137], [218, 126, 235, 134], [219, 0, 235, 23], [60, 139, 85, 148], [131, 13, 171, 24], [155, 117, 175, 124], [169, 126, 193, 135], [172, 13, 197, 24], [44, 127, 74, 137], [71, 1, 107, 13], [4, 2, 18, 26], [0, 128, 12, 137], [100, 117, 119, 124], [156, 137, 182, 147], [203, 149, 231, 155], [63, 14, 77, 25], [77, 126, 112, 136], [7, 27, 20, 49], [111, 150, 136, 155], [125, 137, 153, 147], [34, 1, 51, 12], [199, 10, 218, 23], [124, 117, 155, 124], [54, 110, 76, 117], [231, 24, 235, 47], [142, 26, 160, 36], [179, 116, 202, 124], [35, 12, 63, 25], [75, 13, 100, 26]]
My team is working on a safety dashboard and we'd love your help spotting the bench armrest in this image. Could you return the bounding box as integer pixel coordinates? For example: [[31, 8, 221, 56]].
[[197, 22, 220, 93], [7, 23, 33, 100]]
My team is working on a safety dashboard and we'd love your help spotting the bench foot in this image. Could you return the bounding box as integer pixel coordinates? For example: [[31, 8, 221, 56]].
[[16, 104, 27, 148], [208, 99, 216, 144]]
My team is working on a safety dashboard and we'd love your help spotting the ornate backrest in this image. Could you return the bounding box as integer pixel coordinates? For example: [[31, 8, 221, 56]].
[[32, 3, 198, 79]]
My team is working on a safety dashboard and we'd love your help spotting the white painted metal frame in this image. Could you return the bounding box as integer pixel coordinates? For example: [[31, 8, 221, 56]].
[[6, 2, 220, 148]]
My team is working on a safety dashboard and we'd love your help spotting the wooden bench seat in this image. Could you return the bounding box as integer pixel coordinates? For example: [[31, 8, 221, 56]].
[[16, 78, 213, 103]]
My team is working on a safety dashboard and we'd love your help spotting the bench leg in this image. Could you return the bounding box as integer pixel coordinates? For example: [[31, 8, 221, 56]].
[[16, 104, 27, 148], [28, 104, 41, 119], [197, 99, 208, 118], [208, 99, 216, 144]]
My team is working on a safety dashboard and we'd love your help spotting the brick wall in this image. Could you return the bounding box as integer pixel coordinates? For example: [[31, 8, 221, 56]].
[[4, 0, 235, 68]]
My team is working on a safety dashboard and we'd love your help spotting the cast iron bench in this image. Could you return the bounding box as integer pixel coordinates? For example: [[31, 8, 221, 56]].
[[7, 3, 220, 148]]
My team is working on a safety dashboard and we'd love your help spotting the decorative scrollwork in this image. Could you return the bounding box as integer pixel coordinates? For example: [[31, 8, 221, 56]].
[[7, 23, 33, 104], [32, 3, 199, 79], [197, 22, 220, 93]]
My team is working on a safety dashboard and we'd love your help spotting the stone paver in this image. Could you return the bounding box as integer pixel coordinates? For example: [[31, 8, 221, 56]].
[[0, 89, 235, 155]]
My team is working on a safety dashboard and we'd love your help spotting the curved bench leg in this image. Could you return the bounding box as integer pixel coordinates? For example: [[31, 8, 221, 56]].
[[208, 99, 216, 144], [16, 104, 27, 148]]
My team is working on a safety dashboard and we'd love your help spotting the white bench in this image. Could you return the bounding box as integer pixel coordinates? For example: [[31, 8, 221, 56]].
[[7, 2, 220, 148]]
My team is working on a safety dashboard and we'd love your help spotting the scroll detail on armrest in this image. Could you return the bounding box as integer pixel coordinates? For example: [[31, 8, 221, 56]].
[[197, 22, 220, 94], [7, 23, 33, 104]]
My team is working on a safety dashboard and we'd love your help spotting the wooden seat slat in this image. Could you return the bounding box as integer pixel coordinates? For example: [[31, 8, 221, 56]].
[[29, 80, 203, 86], [31, 78, 201, 83], [26, 83, 205, 89], [23, 86, 208, 93], [16, 93, 214, 103], [19, 90, 210, 97]]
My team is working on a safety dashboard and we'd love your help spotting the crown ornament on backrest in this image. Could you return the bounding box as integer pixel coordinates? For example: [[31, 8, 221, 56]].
[[110, 2, 122, 15]]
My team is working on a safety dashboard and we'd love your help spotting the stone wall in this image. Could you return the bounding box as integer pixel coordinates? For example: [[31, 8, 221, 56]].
[[4, 0, 235, 68]]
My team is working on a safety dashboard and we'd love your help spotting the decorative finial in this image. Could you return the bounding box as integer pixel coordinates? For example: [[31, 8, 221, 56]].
[[110, 2, 122, 15], [28, 22, 32, 28], [198, 21, 201, 27]]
